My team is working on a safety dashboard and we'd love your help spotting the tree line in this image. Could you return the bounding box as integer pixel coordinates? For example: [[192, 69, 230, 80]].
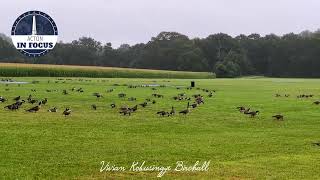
[[1, 30, 320, 78]]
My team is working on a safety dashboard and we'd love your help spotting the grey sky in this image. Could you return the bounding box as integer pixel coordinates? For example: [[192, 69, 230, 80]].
[[1, 0, 319, 47]]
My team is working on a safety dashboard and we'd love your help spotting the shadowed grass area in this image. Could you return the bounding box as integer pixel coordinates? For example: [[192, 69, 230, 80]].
[[0, 77, 319, 179]]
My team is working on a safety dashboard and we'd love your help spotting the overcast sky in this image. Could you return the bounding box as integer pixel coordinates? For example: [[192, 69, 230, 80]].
[[1, 0, 319, 47]]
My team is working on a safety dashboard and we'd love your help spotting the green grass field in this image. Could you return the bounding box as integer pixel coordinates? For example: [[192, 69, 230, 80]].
[[0, 77, 320, 179]]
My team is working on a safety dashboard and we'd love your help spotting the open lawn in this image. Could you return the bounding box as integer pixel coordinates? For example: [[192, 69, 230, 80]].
[[0, 77, 319, 179]]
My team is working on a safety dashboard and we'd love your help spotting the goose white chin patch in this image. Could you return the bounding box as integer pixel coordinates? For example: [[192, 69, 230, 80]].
[[11, 11, 58, 57]]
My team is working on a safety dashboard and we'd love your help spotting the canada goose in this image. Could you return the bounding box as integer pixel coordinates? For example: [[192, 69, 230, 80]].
[[106, 89, 114, 93], [170, 106, 175, 115], [13, 96, 21, 101], [4, 103, 19, 110], [208, 92, 213, 97], [128, 97, 137, 101], [190, 103, 197, 108], [284, 94, 290, 97], [0, 96, 6, 102], [246, 111, 259, 118], [119, 105, 129, 111], [312, 142, 320, 146], [48, 107, 58, 112], [146, 98, 151, 102], [131, 105, 138, 112], [26, 102, 42, 112], [179, 102, 190, 115], [27, 95, 32, 102], [152, 100, 156, 104], [139, 102, 148, 108], [91, 104, 97, 110], [41, 98, 48, 105], [119, 109, 131, 116], [157, 111, 169, 117], [110, 103, 116, 108], [118, 93, 126, 98], [93, 93, 103, 98], [275, 94, 281, 97], [272, 114, 284, 120], [63, 108, 72, 116], [29, 99, 38, 104], [63, 90, 68, 95], [313, 101, 320, 105]]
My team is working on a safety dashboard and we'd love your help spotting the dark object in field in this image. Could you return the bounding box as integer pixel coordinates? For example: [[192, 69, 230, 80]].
[[29, 99, 38, 104], [110, 103, 116, 108], [146, 98, 151, 102], [119, 108, 131, 116], [246, 111, 259, 118], [48, 107, 58, 112], [5, 88, 10, 91], [4, 100, 25, 110], [139, 102, 148, 108], [41, 98, 48, 105], [76, 88, 84, 93], [31, 89, 36, 92], [13, 96, 21, 101], [0, 96, 7, 102], [170, 106, 175, 115], [63, 90, 68, 95], [118, 93, 126, 98], [157, 111, 169, 117], [312, 142, 320, 146], [208, 92, 213, 97], [128, 97, 137, 101], [179, 102, 190, 115], [131, 105, 138, 112], [191, 81, 195, 87], [152, 94, 164, 98], [106, 89, 114, 93], [284, 94, 290, 97], [195, 96, 204, 104], [93, 93, 103, 98], [313, 101, 320, 105], [275, 94, 281, 97], [152, 100, 156, 104], [190, 103, 198, 108], [91, 104, 97, 110], [63, 108, 72, 116], [272, 114, 284, 120], [26, 102, 42, 112]]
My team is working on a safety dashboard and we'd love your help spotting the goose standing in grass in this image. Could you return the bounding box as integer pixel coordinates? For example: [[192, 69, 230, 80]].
[[13, 96, 21, 101], [313, 101, 320, 105], [170, 106, 175, 115], [0, 96, 6, 103], [246, 111, 259, 118], [48, 107, 58, 112], [26, 102, 42, 113], [272, 114, 284, 120], [110, 103, 116, 108], [41, 98, 48, 105], [63, 108, 72, 116], [179, 102, 190, 115], [91, 104, 97, 110]]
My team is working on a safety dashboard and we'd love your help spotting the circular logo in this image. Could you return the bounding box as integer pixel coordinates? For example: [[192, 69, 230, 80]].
[[11, 11, 58, 57]]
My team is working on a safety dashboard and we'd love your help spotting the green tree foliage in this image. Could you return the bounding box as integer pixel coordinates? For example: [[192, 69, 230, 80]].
[[1, 30, 320, 77]]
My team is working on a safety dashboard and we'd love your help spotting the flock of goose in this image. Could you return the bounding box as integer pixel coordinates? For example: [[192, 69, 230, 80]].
[[0, 79, 212, 118]]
